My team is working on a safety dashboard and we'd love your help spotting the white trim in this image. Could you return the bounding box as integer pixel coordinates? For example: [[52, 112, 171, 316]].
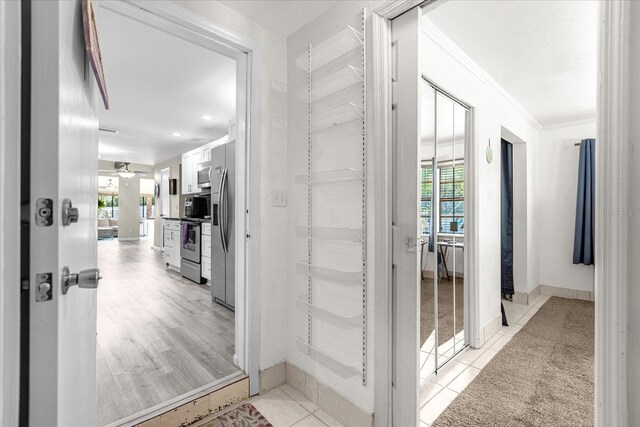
[[0, 1, 21, 425], [465, 107, 480, 348], [421, 17, 542, 131], [595, 1, 629, 425], [99, 0, 262, 397], [370, 9, 393, 427], [539, 116, 597, 131], [371, 2, 437, 426], [117, 237, 140, 242], [106, 372, 246, 427]]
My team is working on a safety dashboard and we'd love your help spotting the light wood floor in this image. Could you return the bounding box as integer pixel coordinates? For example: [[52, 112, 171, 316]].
[[97, 239, 237, 426]]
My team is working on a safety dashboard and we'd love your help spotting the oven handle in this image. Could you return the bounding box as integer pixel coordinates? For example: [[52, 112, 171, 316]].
[[219, 168, 228, 253]]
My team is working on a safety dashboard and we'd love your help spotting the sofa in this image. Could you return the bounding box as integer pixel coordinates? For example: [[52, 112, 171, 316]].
[[98, 218, 119, 239]]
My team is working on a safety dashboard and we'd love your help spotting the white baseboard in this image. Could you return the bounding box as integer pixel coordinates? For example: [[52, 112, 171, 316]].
[[512, 285, 541, 305], [539, 284, 595, 301], [150, 245, 162, 252], [285, 362, 373, 426], [473, 313, 502, 349], [259, 362, 285, 393], [118, 237, 140, 242]]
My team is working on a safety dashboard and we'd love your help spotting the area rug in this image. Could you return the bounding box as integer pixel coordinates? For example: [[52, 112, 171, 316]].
[[433, 296, 594, 427], [421, 277, 464, 346], [199, 403, 272, 427]]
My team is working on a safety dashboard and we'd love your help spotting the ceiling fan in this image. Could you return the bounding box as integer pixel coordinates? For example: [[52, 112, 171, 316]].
[[99, 162, 149, 179]]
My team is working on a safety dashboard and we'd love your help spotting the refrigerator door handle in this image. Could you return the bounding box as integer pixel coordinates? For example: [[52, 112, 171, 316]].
[[220, 168, 228, 253]]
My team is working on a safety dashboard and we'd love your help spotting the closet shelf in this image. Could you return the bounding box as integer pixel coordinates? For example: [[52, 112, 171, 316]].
[[296, 26, 364, 72], [310, 102, 364, 133], [295, 226, 364, 243], [296, 337, 361, 379], [297, 66, 364, 102], [295, 168, 363, 186], [295, 294, 362, 327], [296, 261, 364, 286]]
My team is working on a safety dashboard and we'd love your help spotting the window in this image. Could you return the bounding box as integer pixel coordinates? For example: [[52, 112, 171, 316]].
[[98, 194, 119, 219], [140, 196, 155, 219], [420, 161, 464, 235], [420, 165, 433, 235], [439, 163, 464, 234]]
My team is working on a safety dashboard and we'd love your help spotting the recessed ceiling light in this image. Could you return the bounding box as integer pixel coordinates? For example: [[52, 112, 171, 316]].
[[172, 132, 182, 137], [200, 115, 213, 121]]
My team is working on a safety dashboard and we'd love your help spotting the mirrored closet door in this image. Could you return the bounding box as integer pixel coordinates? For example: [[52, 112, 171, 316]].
[[419, 78, 468, 377]]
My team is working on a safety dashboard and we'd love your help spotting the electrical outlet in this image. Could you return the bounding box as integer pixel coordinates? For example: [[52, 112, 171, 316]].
[[271, 190, 287, 207]]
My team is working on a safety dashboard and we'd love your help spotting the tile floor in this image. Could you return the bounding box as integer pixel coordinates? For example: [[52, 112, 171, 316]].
[[194, 384, 346, 427], [194, 294, 550, 427], [419, 294, 550, 426]]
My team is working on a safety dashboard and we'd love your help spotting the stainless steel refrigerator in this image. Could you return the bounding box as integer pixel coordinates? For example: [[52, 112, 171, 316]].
[[210, 141, 235, 310]]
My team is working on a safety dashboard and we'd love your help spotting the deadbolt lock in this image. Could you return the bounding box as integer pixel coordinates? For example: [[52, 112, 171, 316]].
[[61, 199, 79, 226], [61, 266, 102, 294]]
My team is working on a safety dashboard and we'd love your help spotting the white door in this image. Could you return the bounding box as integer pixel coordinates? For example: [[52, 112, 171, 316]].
[[29, 1, 99, 425], [391, 7, 422, 427], [161, 167, 170, 216]]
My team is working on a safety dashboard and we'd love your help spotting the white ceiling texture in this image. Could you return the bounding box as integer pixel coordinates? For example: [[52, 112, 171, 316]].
[[219, 0, 340, 37], [426, 0, 597, 127], [95, 4, 236, 165]]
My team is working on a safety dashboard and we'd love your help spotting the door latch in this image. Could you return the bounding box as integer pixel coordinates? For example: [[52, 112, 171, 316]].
[[61, 266, 102, 294], [35, 273, 53, 302], [35, 198, 53, 227], [61, 199, 79, 226], [405, 236, 418, 253]]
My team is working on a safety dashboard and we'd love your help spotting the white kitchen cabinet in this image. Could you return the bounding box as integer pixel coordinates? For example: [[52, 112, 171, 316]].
[[162, 219, 181, 271], [200, 142, 214, 162], [201, 222, 211, 282], [181, 148, 200, 194]]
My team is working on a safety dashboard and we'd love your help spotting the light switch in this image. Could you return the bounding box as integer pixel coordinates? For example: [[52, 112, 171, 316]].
[[271, 190, 287, 207]]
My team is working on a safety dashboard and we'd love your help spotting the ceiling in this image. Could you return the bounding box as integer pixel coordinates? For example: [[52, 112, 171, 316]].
[[426, 0, 597, 127], [95, 5, 236, 165], [219, 0, 340, 37]]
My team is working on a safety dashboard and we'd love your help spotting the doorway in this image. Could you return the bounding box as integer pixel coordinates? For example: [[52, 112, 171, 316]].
[[18, 0, 261, 425], [419, 79, 469, 380], [94, 2, 242, 425]]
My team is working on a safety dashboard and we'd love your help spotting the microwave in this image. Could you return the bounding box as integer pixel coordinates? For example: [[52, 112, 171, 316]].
[[197, 161, 212, 188]]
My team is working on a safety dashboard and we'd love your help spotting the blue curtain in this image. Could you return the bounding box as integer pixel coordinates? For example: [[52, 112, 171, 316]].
[[573, 139, 595, 265], [501, 140, 514, 295]]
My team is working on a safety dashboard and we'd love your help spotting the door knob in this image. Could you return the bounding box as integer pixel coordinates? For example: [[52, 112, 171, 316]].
[[61, 266, 102, 294], [61, 198, 79, 226]]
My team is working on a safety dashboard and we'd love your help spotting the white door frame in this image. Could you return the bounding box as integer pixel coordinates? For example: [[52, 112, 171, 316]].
[[97, 0, 262, 396], [372, 1, 629, 427], [0, 1, 22, 425], [595, 1, 629, 425]]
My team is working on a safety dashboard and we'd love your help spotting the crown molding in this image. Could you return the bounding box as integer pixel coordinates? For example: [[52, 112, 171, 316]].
[[421, 17, 542, 131], [539, 116, 597, 131]]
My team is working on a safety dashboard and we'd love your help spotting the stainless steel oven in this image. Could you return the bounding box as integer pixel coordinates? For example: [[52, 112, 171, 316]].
[[197, 161, 212, 189], [180, 220, 204, 283]]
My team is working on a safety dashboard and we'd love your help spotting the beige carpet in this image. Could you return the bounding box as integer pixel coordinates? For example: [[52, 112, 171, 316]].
[[433, 297, 594, 427], [421, 277, 464, 347]]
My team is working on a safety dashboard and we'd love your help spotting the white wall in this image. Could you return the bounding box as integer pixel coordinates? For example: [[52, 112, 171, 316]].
[[537, 119, 596, 292], [286, 1, 380, 413], [627, 2, 640, 421], [153, 155, 183, 248], [172, 1, 289, 370], [421, 18, 541, 333], [117, 175, 141, 240]]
